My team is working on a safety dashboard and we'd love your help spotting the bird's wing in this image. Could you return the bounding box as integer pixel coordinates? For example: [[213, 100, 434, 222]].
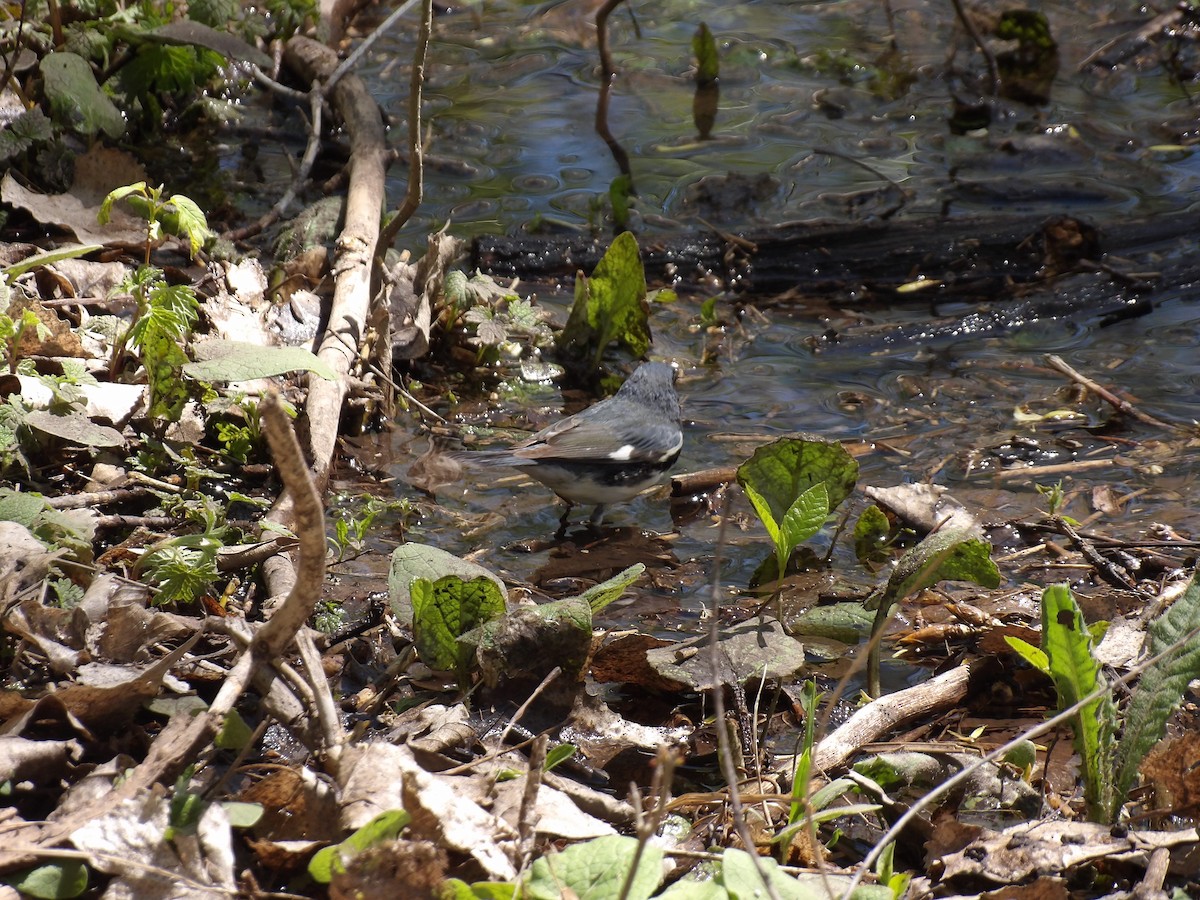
[[511, 406, 681, 463]]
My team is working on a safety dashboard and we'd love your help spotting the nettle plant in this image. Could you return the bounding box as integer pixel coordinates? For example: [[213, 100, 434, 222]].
[[99, 182, 211, 424]]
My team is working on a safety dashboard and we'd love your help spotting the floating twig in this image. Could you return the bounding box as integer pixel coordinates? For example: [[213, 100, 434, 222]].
[[1045, 353, 1178, 431]]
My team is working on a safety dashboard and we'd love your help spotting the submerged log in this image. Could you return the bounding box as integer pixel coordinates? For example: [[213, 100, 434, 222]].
[[473, 210, 1193, 347], [472, 210, 1191, 299]]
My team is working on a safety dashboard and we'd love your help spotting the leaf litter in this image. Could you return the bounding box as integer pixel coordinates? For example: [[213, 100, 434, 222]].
[[5, 6, 1200, 900]]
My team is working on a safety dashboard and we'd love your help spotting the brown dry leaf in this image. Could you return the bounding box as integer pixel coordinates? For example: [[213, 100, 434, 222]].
[[244, 837, 323, 875], [330, 839, 446, 900], [2, 145, 147, 247], [1140, 733, 1200, 816], [46, 635, 197, 730], [590, 632, 687, 691], [71, 146, 148, 205], [238, 767, 341, 843], [7, 295, 85, 357], [337, 742, 517, 880], [982, 877, 1070, 899], [38, 258, 128, 300]]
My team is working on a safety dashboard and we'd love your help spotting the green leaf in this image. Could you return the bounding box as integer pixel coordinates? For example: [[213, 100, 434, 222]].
[[1114, 571, 1200, 806], [143, 330, 192, 423], [412, 575, 507, 677], [693, 22, 719, 84], [1039, 584, 1117, 821], [307, 810, 411, 883], [0, 109, 53, 162], [215, 709, 254, 750], [182, 340, 338, 382], [0, 488, 49, 528], [736, 437, 856, 573], [4, 245, 103, 283], [164, 193, 211, 257], [1004, 635, 1049, 674], [609, 174, 633, 231], [571, 563, 645, 613], [544, 743, 576, 772], [736, 437, 858, 530], [441, 880, 516, 900], [41, 52, 126, 138], [524, 835, 664, 900], [780, 481, 829, 556], [2, 861, 88, 899], [557, 232, 651, 367], [220, 801, 264, 828], [99, 182, 148, 225], [388, 542, 507, 628], [882, 529, 1000, 606]]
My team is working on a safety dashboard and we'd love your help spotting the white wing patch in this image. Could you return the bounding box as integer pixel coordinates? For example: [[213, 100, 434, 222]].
[[608, 444, 636, 461]]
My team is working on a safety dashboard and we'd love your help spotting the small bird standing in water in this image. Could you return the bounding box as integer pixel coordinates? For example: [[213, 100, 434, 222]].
[[456, 362, 683, 530]]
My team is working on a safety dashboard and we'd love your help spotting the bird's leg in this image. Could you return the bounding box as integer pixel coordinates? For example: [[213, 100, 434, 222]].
[[555, 501, 574, 539], [588, 504, 607, 527]]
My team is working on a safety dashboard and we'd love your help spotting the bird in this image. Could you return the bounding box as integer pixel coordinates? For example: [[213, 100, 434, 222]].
[[454, 362, 683, 530]]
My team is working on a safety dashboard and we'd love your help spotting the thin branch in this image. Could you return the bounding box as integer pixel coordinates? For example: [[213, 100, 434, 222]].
[[225, 83, 324, 242], [708, 494, 783, 900], [378, 0, 434, 250], [325, 0, 421, 94], [949, 0, 1000, 96], [1045, 353, 1179, 431]]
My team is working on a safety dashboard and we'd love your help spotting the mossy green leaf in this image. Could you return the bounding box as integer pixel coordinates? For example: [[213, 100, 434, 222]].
[[1114, 571, 1200, 807], [557, 232, 650, 366], [572, 562, 645, 613], [883, 529, 1000, 605], [388, 542, 506, 627], [412, 575, 507, 676], [853, 503, 891, 561]]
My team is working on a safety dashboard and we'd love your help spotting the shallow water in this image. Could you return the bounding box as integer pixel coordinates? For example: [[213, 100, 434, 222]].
[[326, 0, 1200, 653]]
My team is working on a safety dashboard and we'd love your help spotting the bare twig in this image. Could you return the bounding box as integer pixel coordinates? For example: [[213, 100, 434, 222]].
[[1045, 353, 1178, 431], [949, 0, 1000, 96], [324, 0, 421, 94], [516, 734, 547, 868], [378, 0, 433, 249], [225, 83, 324, 242], [594, 0, 635, 184]]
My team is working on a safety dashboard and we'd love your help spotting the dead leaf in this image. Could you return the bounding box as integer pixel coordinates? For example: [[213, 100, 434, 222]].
[[2, 173, 147, 246], [70, 792, 236, 899]]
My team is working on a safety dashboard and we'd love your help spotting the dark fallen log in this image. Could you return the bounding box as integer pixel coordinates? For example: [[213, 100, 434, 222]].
[[471, 210, 1191, 302], [472, 210, 1193, 350]]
